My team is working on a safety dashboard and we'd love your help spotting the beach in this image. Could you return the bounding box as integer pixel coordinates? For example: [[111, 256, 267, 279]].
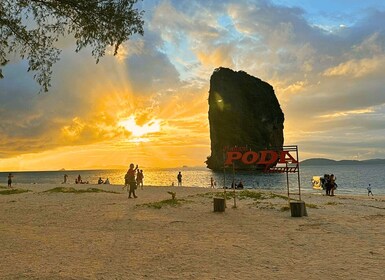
[[1, 184, 385, 279]]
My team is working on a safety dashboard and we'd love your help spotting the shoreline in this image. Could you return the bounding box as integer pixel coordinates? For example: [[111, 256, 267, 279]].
[[2, 182, 383, 199], [1, 184, 384, 279]]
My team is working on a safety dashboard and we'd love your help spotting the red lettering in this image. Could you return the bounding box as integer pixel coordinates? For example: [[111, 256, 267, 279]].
[[241, 151, 259, 164], [224, 151, 242, 165], [224, 149, 298, 167], [258, 150, 279, 165], [278, 151, 298, 164]]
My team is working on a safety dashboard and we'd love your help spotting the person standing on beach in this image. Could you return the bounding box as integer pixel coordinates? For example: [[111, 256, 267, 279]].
[[126, 163, 138, 198], [63, 174, 68, 184], [177, 172, 182, 186], [367, 184, 374, 196], [330, 174, 336, 196], [136, 170, 144, 189], [210, 177, 214, 188], [7, 173, 13, 188]]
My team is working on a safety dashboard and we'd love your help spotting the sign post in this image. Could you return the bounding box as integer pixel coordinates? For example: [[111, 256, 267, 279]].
[[223, 145, 306, 216]]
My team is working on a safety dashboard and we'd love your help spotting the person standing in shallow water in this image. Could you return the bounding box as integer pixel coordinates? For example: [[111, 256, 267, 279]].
[[177, 172, 182, 186], [126, 163, 138, 198], [7, 173, 13, 188]]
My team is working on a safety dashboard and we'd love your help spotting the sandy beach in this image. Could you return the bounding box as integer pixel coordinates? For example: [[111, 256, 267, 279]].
[[1, 183, 385, 279]]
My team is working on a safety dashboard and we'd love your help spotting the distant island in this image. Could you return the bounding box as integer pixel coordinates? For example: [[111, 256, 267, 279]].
[[301, 158, 385, 166]]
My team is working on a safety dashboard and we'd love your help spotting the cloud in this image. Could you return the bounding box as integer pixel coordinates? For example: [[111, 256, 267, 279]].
[[323, 57, 382, 78]]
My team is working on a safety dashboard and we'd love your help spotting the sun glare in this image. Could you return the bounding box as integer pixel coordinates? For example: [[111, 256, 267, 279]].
[[118, 116, 161, 138]]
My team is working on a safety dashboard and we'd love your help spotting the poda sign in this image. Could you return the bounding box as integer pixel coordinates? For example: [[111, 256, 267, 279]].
[[224, 149, 298, 166]]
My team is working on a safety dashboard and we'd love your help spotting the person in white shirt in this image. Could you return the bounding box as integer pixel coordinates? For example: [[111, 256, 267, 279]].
[[367, 184, 374, 196]]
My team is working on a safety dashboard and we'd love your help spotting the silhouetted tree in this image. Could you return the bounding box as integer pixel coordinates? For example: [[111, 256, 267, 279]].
[[0, 0, 144, 92]]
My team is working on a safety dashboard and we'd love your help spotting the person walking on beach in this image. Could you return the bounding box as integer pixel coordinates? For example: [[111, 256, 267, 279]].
[[126, 163, 138, 198], [367, 184, 374, 196], [63, 174, 68, 184], [7, 173, 13, 188], [177, 171, 182, 186]]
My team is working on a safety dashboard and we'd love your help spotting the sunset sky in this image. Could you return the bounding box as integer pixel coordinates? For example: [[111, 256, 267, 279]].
[[1, 0, 385, 171]]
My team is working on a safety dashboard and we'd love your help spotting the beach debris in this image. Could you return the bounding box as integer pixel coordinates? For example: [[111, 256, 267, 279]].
[[167, 191, 176, 200]]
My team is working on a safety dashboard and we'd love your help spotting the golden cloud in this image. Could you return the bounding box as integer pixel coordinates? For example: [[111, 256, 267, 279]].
[[323, 57, 383, 78]]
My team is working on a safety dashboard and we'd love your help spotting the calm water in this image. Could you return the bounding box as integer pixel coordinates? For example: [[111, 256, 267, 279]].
[[1, 164, 385, 195]]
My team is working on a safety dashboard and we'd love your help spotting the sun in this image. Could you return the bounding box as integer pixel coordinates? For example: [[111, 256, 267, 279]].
[[118, 115, 161, 139]]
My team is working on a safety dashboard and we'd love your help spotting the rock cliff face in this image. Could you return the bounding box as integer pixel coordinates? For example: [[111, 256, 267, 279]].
[[206, 67, 284, 170]]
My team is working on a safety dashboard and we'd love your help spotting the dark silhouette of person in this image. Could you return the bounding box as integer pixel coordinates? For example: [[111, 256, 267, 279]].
[[330, 174, 336, 196], [231, 180, 236, 189], [7, 173, 13, 188], [177, 172, 182, 186], [126, 163, 138, 198], [63, 174, 68, 184], [237, 181, 244, 189], [136, 170, 144, 189]]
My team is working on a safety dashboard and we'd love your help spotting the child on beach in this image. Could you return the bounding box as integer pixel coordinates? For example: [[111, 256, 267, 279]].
[[367, 184, 374, 196]]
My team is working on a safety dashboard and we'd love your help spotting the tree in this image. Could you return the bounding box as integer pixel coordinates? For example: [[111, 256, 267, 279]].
[[0, 0, 144, 92]]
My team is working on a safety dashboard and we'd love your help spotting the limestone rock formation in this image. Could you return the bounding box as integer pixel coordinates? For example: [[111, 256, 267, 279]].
[[206, 67, 284, 170]]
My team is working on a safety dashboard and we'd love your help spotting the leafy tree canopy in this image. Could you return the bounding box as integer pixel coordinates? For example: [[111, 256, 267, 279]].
[[0, 0, 144, 92]]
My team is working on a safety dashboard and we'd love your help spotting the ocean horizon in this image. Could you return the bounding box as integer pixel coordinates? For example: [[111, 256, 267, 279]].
[[2, 164, 385, 195]]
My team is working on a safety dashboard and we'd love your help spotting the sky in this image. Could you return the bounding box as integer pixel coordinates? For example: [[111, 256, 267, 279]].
[[1, 0, 385, 171]]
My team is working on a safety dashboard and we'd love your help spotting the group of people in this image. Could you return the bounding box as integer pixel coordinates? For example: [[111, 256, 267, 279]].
[[98, 177, 110, 184], [62, 174, 108, 185], [123, 164, 145, 198], [320, 174, 337, 196], [223, 179, 244, 189], [75, 174, 89, 184]]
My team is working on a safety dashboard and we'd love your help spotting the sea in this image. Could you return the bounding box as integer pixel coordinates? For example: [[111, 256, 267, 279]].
[[1, 164, 385, 195]]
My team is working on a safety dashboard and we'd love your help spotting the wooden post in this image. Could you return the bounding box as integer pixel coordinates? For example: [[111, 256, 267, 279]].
[[232, 163, 236, 208], [213, 197, 225, 212], [290, 201, 307, 217]]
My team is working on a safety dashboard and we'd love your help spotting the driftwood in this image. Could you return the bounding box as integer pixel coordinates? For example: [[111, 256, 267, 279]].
[[167, 191, 176, 200]]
